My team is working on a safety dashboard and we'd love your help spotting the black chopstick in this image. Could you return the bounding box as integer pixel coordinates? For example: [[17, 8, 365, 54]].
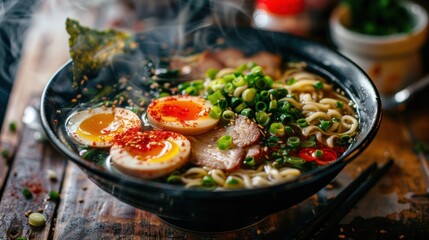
[[294, 159, 394, 240], [293, 162, 378, 240]]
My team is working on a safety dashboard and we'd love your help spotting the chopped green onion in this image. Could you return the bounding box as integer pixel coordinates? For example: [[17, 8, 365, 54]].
[[221, 110, 235, 121], [231, 97, 243, 109], [301, 140, 316, 148], [264, 75, 274, 87], [315, 149, 323, 157], [9, 121, 17, 132], [22, 188, 32, 199], [275, 157, 285, 164], [255, 101, 267, 112], [269, 122, 285, 136], [247, 62, 257, 69], [234, 102, 247, 113], [226, 176, 240, 186], [297, 118, 308, 128], [201, 176, 217, 188], [255, 78, 268, 89], [313, 81, 324, 90], [235, 63, 247, 73], [232, 76, 246, 86], [267, 136, 280, 146], [223, 73, 236, 82], [217, 135, 233, 150], [339, 135, 352, 145], [158, 92, 170, 98], [240, 108, 254, 118], [279, 113, 293, 123], [2, 149, 10, 159], [285, 125, 294, 134], [319, 119, 331, 131], [287, 136, 301, 148], [178, 82, 192, 91], [209, 80, 225, 92], [48, 191, 60, 201], [242, 88, 257, 103], [28, 213, 46, 227], [223, 82, 235, 94], [167, 174, 181, 184], [255, 111, 270, 126], [250, 66, 264, 76], [275, 88, 288, 99], [259, 90, 270, 101], [209, 106, 222, 119], [336, 101, 344, 109], [206, 68, 219, 79], [177, 82, 191, 91], [243, 157, 256, 167], [278, 101, 291, 112], [286, 156, 305, 165], [214, 99, 228, 110], [269, 100, 277, 112], [184, 86, 198, 96], [207, 90, 224, 105], [287, 78, 297, 85], [191, 80, 204, 88]]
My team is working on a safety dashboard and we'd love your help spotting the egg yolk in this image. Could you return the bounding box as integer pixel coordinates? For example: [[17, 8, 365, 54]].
[[125, 140, 180, 163], [77, 113, 119, 141], [151, 99, 207, 122]]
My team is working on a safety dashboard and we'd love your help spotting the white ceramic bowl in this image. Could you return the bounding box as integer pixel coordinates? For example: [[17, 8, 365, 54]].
[[329, 1, 428, 95]]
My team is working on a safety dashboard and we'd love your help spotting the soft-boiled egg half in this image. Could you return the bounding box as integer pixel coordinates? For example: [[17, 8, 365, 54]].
[[66, 107, 141, 147], [146, 95, 219, 135], [110, 129, 191, 179]]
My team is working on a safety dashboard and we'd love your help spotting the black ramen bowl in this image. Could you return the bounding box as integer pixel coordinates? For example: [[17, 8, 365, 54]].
[[40, 26, 381, 232]]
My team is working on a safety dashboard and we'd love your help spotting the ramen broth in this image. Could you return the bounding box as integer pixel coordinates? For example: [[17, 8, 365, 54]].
[[67, 49, 359, 190]]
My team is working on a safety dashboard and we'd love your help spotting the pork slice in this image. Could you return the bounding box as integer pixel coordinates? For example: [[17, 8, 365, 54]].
[[188, 127, 244, 171], [244, 144, 263, 160], [226, 115, 261, 148], [188, 115, 261, 171], [169, 51, 225, 79], [213, 48, 245, 67], [195, 51, 225, 76]]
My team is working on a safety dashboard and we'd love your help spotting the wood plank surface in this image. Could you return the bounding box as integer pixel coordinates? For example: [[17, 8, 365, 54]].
[[53, 162, 294, 239], [1, 1, 429, 239], [0, 115, 67, 239]]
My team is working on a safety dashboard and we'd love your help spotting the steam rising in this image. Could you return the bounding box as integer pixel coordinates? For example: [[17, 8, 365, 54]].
[[0, 0, 40, 85]]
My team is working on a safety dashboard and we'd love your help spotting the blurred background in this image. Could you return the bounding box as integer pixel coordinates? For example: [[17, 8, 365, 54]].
[[0, 0, 428, 130]]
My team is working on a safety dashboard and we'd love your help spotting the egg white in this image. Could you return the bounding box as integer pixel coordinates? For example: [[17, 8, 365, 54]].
[[110, 130, 191, 179], [66, 107, 141, 147], [146, 95, 219, 135]]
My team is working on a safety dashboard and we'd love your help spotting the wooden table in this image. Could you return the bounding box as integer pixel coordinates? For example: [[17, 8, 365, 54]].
[[1, 2, 429, 239]]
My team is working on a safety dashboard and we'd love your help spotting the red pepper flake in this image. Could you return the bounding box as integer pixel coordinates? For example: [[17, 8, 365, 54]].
[[147, 96, 208, 127], [27, 181, 44, 194], [112, 128, 183, 153]]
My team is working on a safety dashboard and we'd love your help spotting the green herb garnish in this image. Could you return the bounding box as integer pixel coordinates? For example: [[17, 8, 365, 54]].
[[342, 0, 414, 36], [22, 188, 32, 199]]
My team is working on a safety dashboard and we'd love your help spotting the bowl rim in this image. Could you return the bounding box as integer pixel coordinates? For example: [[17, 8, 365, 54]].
[[40, 27, 382, 198]]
